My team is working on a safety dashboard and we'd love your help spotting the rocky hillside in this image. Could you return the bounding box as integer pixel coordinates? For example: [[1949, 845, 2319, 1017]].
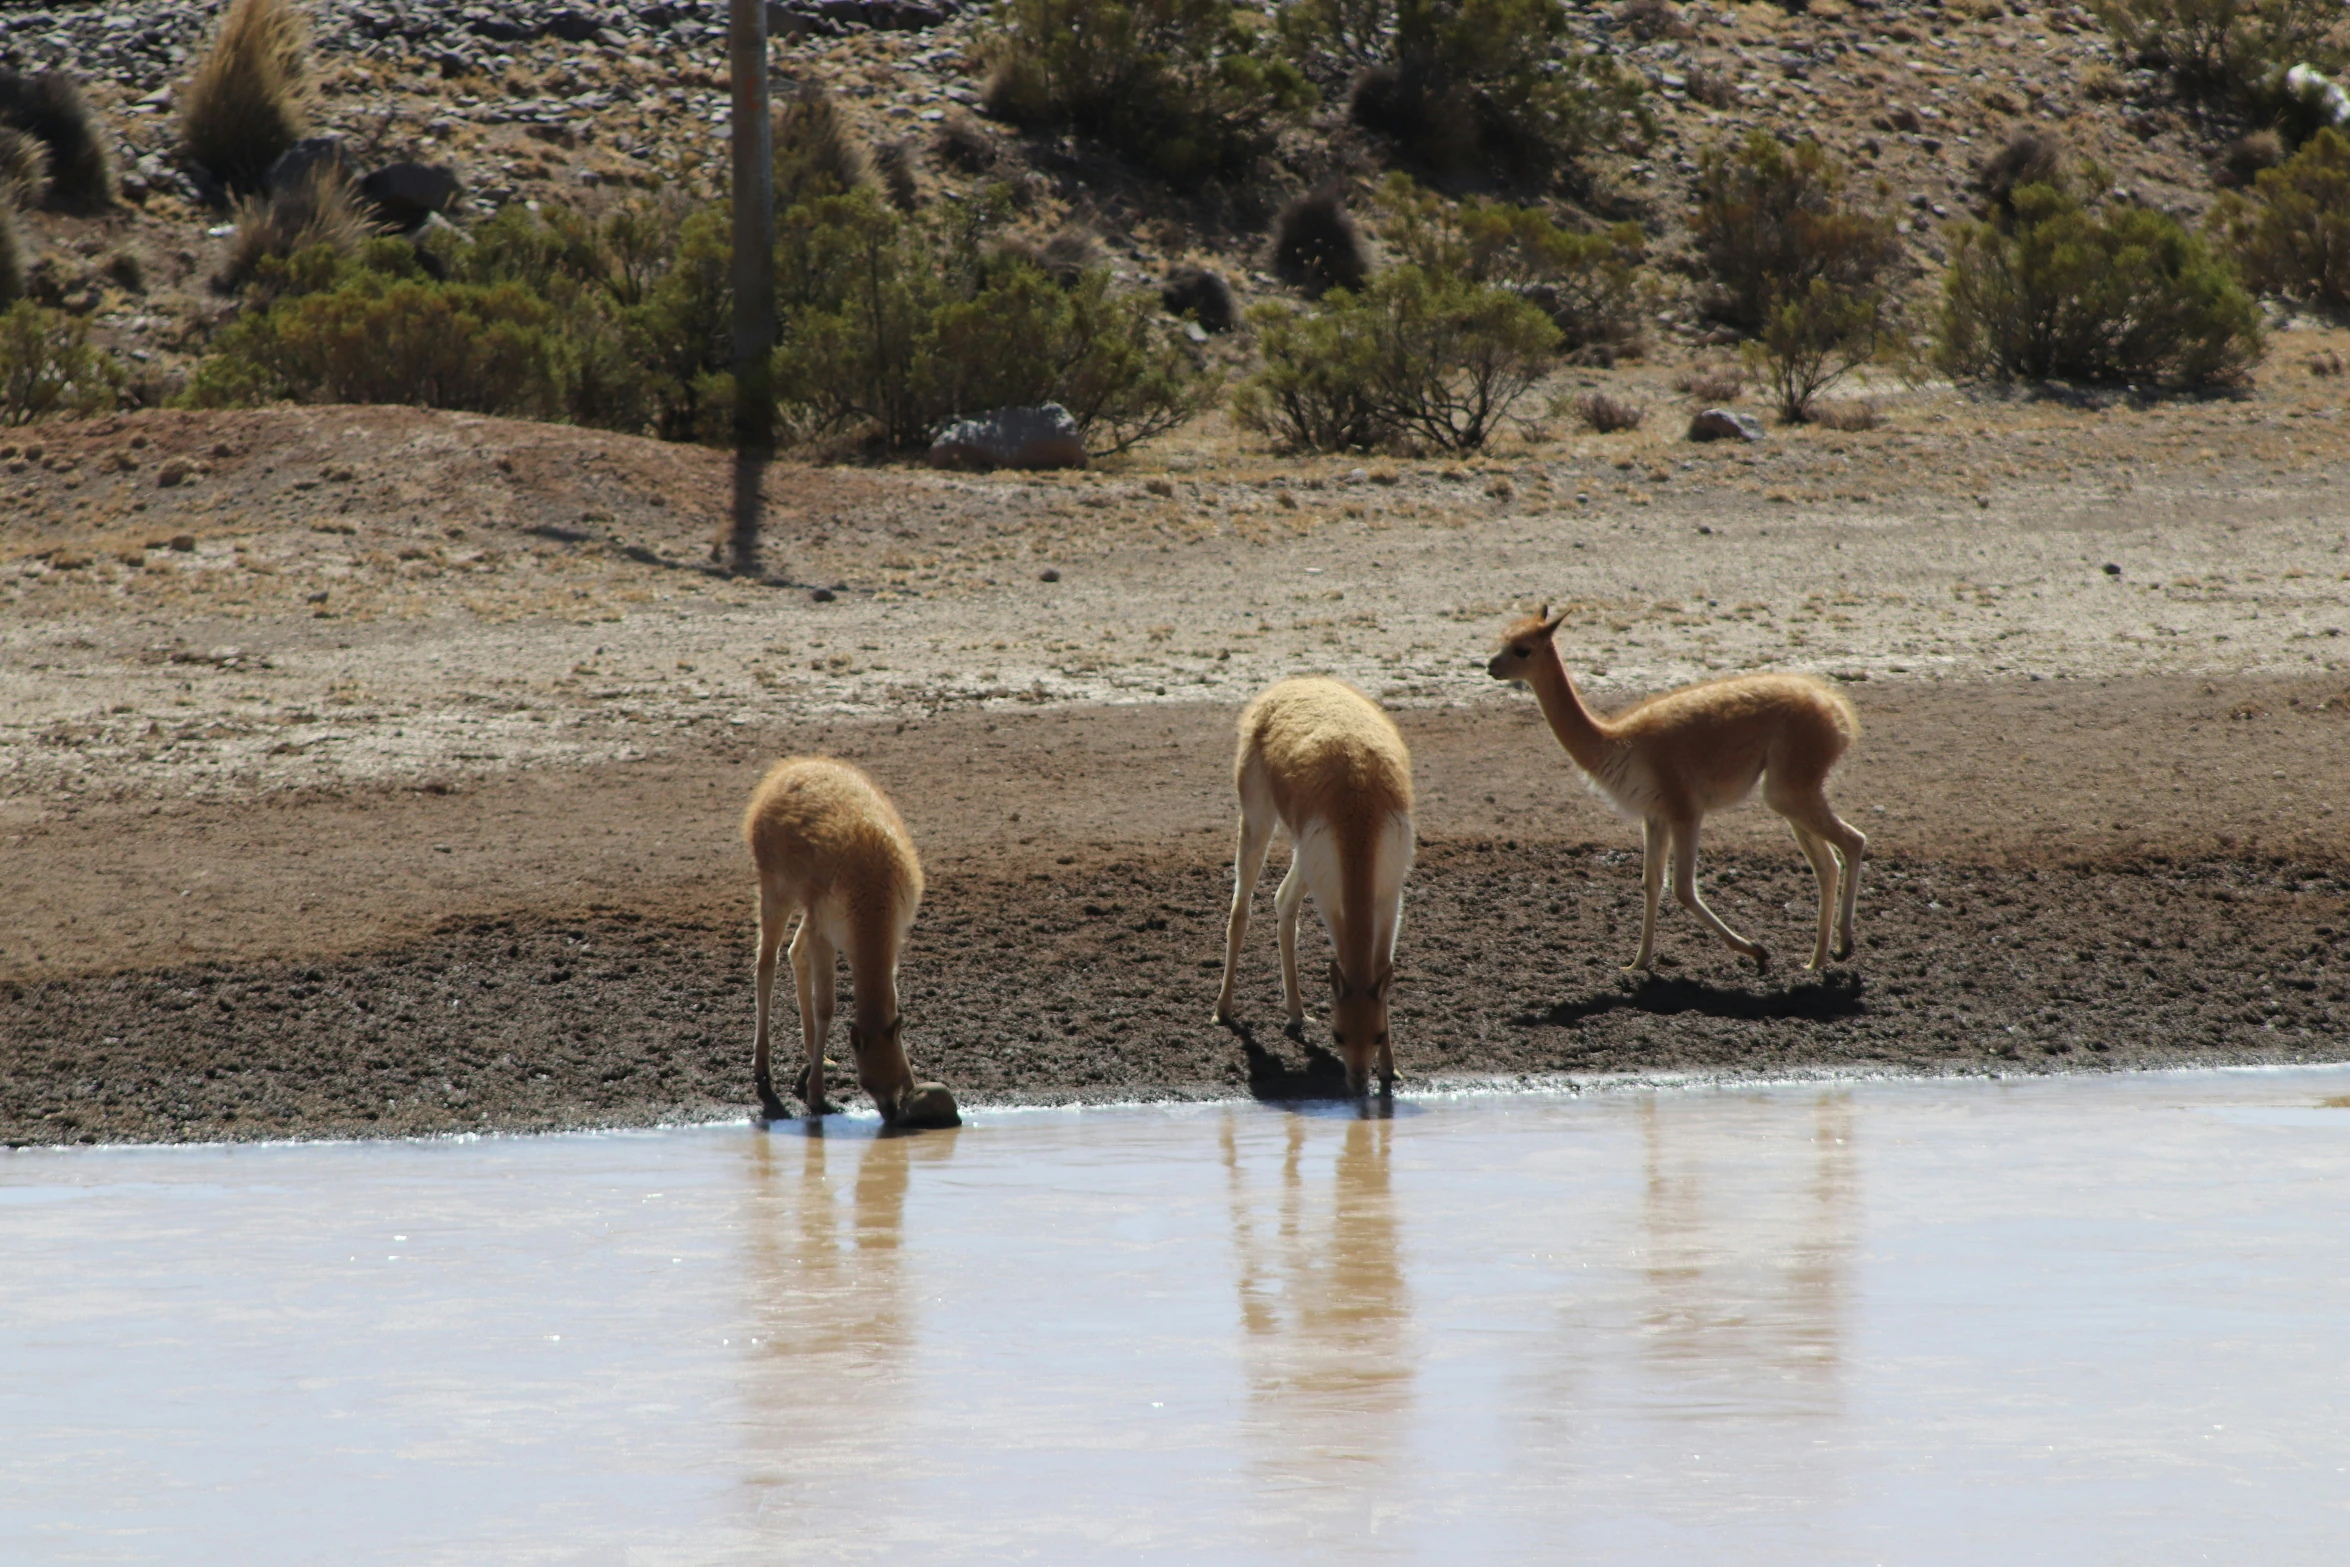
[[0, 0, 2296, 405]]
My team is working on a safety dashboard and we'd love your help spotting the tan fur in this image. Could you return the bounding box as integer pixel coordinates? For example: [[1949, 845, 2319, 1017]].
[[743, 756, 926, 1122], [1488, 608, 1866, 974], [1213, 678, 1416, 1095]]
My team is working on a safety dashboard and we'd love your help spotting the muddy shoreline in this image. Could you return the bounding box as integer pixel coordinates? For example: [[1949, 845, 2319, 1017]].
[[7, 839, 2343, 1146]]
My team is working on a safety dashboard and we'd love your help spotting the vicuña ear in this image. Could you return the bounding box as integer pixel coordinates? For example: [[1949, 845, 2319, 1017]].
[[1327, 959, 1349, 998], [1371, 966, 1393, 1000], [1540, 605, 1568, 634]]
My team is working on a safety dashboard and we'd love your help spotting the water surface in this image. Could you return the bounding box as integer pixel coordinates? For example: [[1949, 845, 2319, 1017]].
[[6, 1070, 2348, 1563]]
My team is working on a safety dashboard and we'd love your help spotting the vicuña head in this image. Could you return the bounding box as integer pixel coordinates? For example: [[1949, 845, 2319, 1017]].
[[1212, 676, 1416, 1097], [1487, 604, 1867, 976]]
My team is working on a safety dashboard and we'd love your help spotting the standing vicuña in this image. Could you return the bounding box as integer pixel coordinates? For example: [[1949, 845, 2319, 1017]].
[[1213, 677, 1416, 1096], [1486, 606, 1865, 974], [743, 756, 955, 1127]]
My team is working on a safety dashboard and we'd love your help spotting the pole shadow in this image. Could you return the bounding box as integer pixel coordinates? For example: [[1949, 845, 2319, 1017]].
[[1516, 970, 1868, 1028]]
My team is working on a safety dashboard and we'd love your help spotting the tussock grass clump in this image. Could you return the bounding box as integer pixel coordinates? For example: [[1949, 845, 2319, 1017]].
[[1673, 358, 1744, 401], [1568, 390, 1645, 432], [773, 87, 871, 209], [1161, 265, 1236, 332], [1274, 190, 1369, 298], [2213, 126, 2350, 311], [934, 111, 996, 172], [993, 228, 1102, 287], [1938, 180, 2262, 387], [0, 69, 115, 210], [180, 0, 315, 195], [0, 299, 122, 423], [874, 141, 920, 211], [216, 167, 379, 296], [1804, 398, 1881, 431], [0, 127, 51, 211], [1977, 130, 2061, 217], [2217, 129, 2284, 188], [0, 200, 27, 308]]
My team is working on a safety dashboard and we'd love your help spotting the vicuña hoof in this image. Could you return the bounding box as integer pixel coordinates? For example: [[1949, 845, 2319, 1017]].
[[753, 1078, 791, 1123], [1283, 1017, 1307, 1044], [1834, 938, 1855, 961], [1749, 946, 1771, 975]]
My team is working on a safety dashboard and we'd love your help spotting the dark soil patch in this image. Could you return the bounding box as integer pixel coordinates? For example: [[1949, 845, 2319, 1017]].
[[6, 844, 2342, 1145]]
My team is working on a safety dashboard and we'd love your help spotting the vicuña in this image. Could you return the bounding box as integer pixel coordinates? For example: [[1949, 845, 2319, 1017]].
[[743, 755, 955, 1127], [1213, 677, 1416, 1095], [1487, 606, 1866, 974]]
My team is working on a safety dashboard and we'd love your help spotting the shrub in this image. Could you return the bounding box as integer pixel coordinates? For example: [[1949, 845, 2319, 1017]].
[[180, 0, 314, 195], [981, 0, 1314, 185], [1693, 132, 1901, 336], [1746, 276, 1892, 421], [216, 166, 379, 296], [1936, 182, 2263, 386], [0, 299, 122, 423], [1274, 191, 1369, 298], [1376, 175, 1647, 352], [0, 126, 49, 210], [0, 69, 115, 210], [773, 86, 871, 210], [1568, 390, 1644, 432], [774, 188, 1214, 452], [1616, 0, 1692, 41], [1234, 266, 1561, 451], [1161, 265, 1237, 331], [2213, 126, 2350, 310], [2090, 0, 2341, 101], [1290, 0, 1649, 180]]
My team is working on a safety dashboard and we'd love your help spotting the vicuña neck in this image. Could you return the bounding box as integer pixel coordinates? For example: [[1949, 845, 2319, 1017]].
[[1526, 642, 1617, 774]]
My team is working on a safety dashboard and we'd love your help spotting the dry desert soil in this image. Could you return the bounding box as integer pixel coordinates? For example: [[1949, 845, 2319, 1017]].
[[3, 387, 2347, 1143]]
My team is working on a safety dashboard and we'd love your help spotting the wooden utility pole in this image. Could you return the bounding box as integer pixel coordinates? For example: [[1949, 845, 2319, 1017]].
[[728, 0, 775, 450]]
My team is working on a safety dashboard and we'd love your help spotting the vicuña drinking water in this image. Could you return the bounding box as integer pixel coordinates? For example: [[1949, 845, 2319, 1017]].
[[1213, 677, 1416, 1096], [743, 756, 957, 1128], [1487, 606, 1866, 974]]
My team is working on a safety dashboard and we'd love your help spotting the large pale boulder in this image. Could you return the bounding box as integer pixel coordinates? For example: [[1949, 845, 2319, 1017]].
[[1687, 407, 1767, 443], [927, 403, 1088, 472]]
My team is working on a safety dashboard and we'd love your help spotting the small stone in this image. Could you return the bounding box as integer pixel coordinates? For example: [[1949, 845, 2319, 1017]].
[[1039, 568, 1060, 582], [810, 586, 835, 602], [899, 1082, 960, 1129], [2102, 562, 2122, 576], [157, 460, 193, 487], [1688, 408, 1767, 443], [168, 533, 196, 551]]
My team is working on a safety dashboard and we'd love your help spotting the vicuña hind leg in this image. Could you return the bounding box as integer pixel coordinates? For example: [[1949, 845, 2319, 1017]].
[[1214, 802, 1276, 1025], [1668, 818, 1768, 973], [1786, 821, 1841, 972], [1775, 786, 1867, 962], [1629, 817, 1667, 971]]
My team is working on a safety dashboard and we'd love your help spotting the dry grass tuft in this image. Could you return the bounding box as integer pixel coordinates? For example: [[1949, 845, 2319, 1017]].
[[1673, 359, 1745, 401], [216, 166, 378, 295], [1805, 399, 1881, 431], [1273, 190, 1368, 299], [2309, 349, 2343, 377], [773, 86, 870, 209], [0, 69, 116, 210], [0, 126, 50, 211], [874, 140, 920, 211], [933, 111, 996, 172], [1570, 390, 1646, 432], [0, 199, 26, 307], [180, 0, 315, 195]]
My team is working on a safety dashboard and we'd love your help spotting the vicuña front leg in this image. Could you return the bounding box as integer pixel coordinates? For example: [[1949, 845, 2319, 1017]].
[[1629, 817, 1666, 972], [1274, 854, 1309, 1039], [788, 923, 840, 1116], [751, 893, 792, 1120], [1668, 819, 1768, 972], [1788, 822, 1841, 972]]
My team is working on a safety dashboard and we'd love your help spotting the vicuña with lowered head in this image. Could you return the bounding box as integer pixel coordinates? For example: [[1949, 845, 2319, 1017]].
[[1487, 606, 1866, 974], [743, 756, 957, 1128], [1213, 677, 1416, 1096]]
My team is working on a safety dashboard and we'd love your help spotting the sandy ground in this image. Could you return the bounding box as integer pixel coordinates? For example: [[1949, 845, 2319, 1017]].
[[4, 393, 2348, 1142]]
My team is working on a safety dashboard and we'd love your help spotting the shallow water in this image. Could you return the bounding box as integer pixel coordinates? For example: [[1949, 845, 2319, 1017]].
[[6, 1070, 2349, 1564]]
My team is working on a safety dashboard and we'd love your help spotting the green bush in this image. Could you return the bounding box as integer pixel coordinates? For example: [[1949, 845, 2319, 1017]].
[[1936, 181, 2263, 386], [1693, 132, 1901, 336], [1746, 277, 1892, 422], [2213, 125, 2350, 310], [0, 300, 122, 424], [1376, 175, 1647, 352], [981, 0, 1314, 185], [774, 188, 1214, 453], [1233, 266, 1560, 452], [2090, 0, 2342, 101], [1285, 0, 1648, 180]]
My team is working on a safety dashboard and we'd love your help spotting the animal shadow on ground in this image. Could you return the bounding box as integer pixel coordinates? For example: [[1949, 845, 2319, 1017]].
[[1223, 1017, 1363, 1104], [1517, 970, 1868, 1028]]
